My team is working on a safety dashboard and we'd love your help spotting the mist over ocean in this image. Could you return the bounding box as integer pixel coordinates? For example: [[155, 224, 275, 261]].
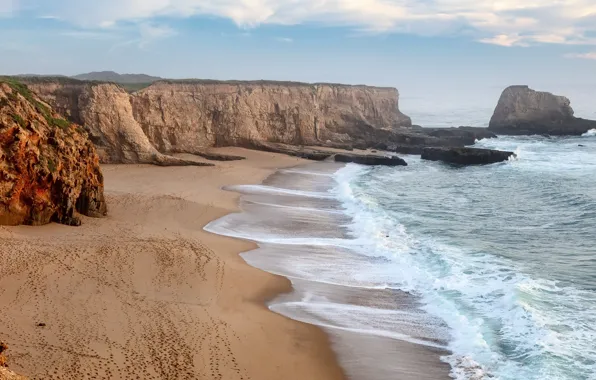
[[207, 90, 596, 380]]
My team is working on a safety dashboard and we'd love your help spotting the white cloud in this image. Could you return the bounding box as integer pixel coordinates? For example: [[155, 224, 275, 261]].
[[565, 52, 596, 60], [274, 37, 293, 43], [6, 0, 596, 47], [478, 34, 528, 47]]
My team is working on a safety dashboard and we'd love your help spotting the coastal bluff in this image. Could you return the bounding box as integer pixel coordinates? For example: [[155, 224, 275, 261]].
[[23, 78, 413, 163], [0, 79, 107, 226], [489, 85, 596, 136]]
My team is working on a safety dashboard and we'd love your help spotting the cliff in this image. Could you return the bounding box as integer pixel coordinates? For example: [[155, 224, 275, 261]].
[[22, 78, 413, 163], [25, 80, 212, 166], [0, 79, 107, 226], [489, 85, 596, 136]]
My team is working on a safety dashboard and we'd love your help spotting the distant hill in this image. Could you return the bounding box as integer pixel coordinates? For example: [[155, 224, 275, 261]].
[[72, 71, 162, 84]]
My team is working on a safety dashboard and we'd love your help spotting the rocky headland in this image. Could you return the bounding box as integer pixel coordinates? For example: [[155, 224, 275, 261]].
[[18, 77, 496, 165], [489, 85, 596, 136], [0, 79, 107, 226]]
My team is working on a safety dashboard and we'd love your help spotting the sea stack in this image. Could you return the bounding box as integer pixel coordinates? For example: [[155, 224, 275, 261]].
[[488, 85, 596, 136], [0, 79, 107, 226]]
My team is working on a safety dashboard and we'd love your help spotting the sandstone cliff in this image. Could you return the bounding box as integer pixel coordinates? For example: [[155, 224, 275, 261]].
[[25, 80, 211, 166], [132, 80, 412, 151], [0, 79, 107, 226], [23, 78, 413, 163], [489, 85, 596, 135]]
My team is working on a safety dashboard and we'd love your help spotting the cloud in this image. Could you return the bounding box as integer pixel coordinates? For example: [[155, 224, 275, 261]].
[[478, 34, 528, 47], [274, 37, 293, 43], [565, 52, 596, 60], [6, 0, 596, 47]]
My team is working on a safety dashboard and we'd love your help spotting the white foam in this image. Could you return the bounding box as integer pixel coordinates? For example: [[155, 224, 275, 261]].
[[331, 162, 596, 380], [270, 301, 450, 349], [582, 128, 596, 137], [223, 184, 335, 199]]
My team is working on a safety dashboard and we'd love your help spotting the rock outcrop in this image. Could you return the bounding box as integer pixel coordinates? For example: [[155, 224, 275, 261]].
[[420, 126, 497, 144], [0, 79, 107, 226], [488, 85, 596, 136], [0, 342, 27, 380], [421, 147, 515, 165], [334, 153, 407, 166]]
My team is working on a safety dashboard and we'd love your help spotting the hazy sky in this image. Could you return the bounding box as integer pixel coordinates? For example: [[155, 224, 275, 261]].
[[1, 0, 594, 119]]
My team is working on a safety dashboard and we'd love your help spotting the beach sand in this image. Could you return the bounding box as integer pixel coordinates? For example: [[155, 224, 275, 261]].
[[0, 148, 346, 380]]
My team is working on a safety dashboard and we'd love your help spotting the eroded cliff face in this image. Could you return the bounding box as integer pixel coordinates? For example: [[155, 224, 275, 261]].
[[0, 80, 107, 226], [24, 79, 412, 162], [132, 81, 411, 152]]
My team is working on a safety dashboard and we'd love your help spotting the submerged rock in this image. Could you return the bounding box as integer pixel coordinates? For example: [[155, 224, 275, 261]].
[[421, 147, 514, 165], [334, 153, 407, 166], [489, 85, 596, 136], [0, 79, 107, 226]]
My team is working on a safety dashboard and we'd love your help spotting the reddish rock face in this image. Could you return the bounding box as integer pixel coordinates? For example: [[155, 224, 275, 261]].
[[0, 80, 107, 226]]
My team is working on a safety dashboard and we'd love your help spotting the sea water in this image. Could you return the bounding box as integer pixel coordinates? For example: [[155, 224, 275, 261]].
[[205, 129, 596, 379]]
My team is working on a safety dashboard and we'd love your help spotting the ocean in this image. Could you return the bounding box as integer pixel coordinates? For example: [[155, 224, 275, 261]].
[[205, 107, 596, 379]]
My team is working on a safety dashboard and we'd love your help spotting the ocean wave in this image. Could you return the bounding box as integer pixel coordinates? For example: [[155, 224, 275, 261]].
[[582, 129, 596, 137], [222, 184, 335, 199], [332, 163, 596, 380], [270, 300, 450, 349]]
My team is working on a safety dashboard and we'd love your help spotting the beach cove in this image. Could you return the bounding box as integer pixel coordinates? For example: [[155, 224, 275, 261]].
[[0, 148, 345, 380]]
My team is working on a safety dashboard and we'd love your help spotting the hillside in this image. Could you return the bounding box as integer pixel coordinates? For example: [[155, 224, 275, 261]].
[[72, 71, 162, 84]]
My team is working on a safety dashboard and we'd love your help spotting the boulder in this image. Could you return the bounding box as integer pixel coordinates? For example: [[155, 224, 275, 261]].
[[334, 154, 407, 166], [489, 85, 596, 136], [0, 79, 107, 226], [421, 147, 514, 165]]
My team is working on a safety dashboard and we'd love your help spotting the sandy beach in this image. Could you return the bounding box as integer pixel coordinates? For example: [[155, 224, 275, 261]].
[[0, 148, 346, 380]]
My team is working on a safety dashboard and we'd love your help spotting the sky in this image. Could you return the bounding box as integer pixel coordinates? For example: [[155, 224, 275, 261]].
[[1, 0, 595, 121]]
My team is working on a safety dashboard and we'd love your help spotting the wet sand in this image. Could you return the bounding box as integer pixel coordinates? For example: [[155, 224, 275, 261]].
[[206, 162, 453, 380], [0, 148, 345, 380]]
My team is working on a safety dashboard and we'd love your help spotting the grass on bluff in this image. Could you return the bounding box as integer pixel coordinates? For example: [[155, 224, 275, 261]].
[[0, 77, 72, 130]]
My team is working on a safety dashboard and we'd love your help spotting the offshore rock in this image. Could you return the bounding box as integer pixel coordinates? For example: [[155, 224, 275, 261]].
[[0, 79, 107, 226], [421, 147, 514, 165], [488, 85, 596, 136], [334, 153, 407, 166]]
